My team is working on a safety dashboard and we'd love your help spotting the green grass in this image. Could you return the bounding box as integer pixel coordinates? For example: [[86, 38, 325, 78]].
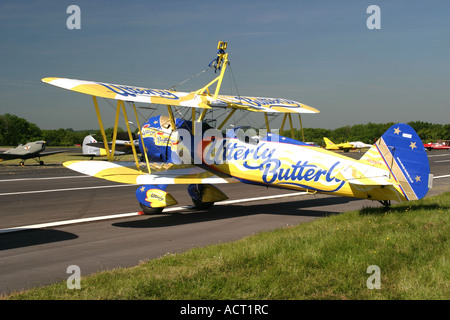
[[4, 192, 449, 300]]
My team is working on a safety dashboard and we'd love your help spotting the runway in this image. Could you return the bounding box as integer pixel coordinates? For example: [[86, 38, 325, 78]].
[[1, 151, 449, 295]]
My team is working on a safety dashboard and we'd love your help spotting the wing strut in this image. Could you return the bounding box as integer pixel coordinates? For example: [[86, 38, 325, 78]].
[[279, 112, 305, 141], [218, 109, 236, 130], [91, 96, 142, 171], [92, 96, 113, 161], [132, 102, 151, 174], [120, 100, 140, 168], [193, 41, 229, 101], [298, 114, 305, 142], [264, 113, 270, 131]]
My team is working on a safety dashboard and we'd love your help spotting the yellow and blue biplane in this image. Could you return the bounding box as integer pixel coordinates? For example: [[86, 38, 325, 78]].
[[42, 41, 432, 214]]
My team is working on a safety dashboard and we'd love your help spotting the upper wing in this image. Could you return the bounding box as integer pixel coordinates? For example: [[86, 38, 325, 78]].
[[41, 77, 211, 109], [215, 94, 320, 114], [42, 77, 319, 114], [63, 160, 238, 185]]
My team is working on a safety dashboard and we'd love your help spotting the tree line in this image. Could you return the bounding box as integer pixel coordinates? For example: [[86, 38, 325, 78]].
[[283, 121, 450, 147], [0, 114, 125, 147], [1, 113, 449, 147]]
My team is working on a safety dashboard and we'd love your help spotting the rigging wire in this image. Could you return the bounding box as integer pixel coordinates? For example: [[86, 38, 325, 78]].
[[167, 67, 210, 91]]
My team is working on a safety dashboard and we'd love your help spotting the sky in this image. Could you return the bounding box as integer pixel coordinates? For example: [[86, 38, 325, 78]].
[[0, 0, 449, 131]]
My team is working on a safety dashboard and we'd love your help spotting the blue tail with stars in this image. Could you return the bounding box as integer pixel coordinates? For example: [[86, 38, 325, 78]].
[[373, 123, 431, 201]]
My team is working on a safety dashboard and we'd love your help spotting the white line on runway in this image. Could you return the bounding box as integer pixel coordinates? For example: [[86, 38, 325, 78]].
[[433, 174, 450, 179], [0, 192, 308, 234], [2, 172, 449, 197], [0, 184, 137, 196], [428, 154, 450, 157], [0, 175, 88, 182], [435, 160, 450, 163]]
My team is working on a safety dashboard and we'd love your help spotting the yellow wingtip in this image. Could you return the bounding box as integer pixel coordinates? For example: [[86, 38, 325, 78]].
[[41, 77, 58, 83]]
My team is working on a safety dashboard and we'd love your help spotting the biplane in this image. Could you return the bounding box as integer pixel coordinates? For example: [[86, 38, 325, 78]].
[[42, 41, 432, 214]]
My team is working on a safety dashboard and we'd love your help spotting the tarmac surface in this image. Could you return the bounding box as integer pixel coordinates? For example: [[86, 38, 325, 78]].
[[0, 151, 449, 295]]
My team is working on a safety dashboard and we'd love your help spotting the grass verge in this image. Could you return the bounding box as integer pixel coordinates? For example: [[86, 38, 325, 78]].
[[4, 192, 449, 300]]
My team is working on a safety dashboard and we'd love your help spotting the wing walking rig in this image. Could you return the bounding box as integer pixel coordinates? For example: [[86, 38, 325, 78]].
[[42, 41, 431, 214]]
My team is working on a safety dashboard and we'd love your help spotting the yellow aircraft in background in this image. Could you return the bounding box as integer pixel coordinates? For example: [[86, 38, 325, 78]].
[[323, 137, 354, 152], [324, 137, 372, 152]]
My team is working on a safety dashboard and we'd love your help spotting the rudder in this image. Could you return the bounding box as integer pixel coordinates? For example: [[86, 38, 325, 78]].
[[371, 123, 431, 200]]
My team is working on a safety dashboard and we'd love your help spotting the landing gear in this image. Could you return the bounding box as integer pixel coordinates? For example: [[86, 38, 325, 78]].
[[189, 184, 214, 209], [19, 159, 44, 166], [139, 203, 164, 215], [378, 200, 391, 208], [136, 184, 177, 215], [188, 184, 228, 210], [191, 197, 215, 210]]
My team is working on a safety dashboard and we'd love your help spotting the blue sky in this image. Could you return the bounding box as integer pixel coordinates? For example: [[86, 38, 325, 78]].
[[0, 0, 449, 131]]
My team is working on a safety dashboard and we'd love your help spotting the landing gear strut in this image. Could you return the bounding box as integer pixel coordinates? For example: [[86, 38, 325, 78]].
[[189, 184, 215, 210], [378, 200, 391, 208]]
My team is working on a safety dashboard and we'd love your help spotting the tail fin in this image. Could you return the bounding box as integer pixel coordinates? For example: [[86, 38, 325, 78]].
[[360, 123, 431, 200], [323, 137, 336, 148], [82, 135, 102, 156]]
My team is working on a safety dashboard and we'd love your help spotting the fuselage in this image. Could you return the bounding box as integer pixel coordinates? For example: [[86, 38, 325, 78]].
[[139, 115, 406, 202], [202, 134, 405, 202]]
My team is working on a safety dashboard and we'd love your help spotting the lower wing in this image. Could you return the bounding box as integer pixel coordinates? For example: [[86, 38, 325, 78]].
[[63, 160, 238, 185]]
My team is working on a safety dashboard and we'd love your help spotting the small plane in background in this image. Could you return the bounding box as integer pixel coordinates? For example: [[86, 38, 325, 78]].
[[423, 140, 450, 151], [78, 133, 139, 159], [324, 137, 372, 152], [0, 141, 65, 166]]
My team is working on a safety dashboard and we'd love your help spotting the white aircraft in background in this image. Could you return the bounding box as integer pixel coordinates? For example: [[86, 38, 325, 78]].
[[80, 133, 139, 159]]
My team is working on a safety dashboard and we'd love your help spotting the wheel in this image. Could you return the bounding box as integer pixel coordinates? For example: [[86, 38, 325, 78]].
[[191, 198, 214, 210], [139, 203, 164, 215], [20, 161, 25, 166], [39, 161, 44, 165]]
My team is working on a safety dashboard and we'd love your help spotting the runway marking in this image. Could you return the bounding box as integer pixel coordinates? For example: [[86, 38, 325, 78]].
[[0, 192, 308, 234], [434, 160, 450, 163], [0, 184, 136, 196], [428, 154, 450, 158], [2, 172, 449, 198], [0, 175, 88, 182], [433, 174, 450, 179]]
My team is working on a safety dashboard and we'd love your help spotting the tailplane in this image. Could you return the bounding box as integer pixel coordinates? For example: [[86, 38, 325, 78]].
[[360, 123, 431, 200]]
